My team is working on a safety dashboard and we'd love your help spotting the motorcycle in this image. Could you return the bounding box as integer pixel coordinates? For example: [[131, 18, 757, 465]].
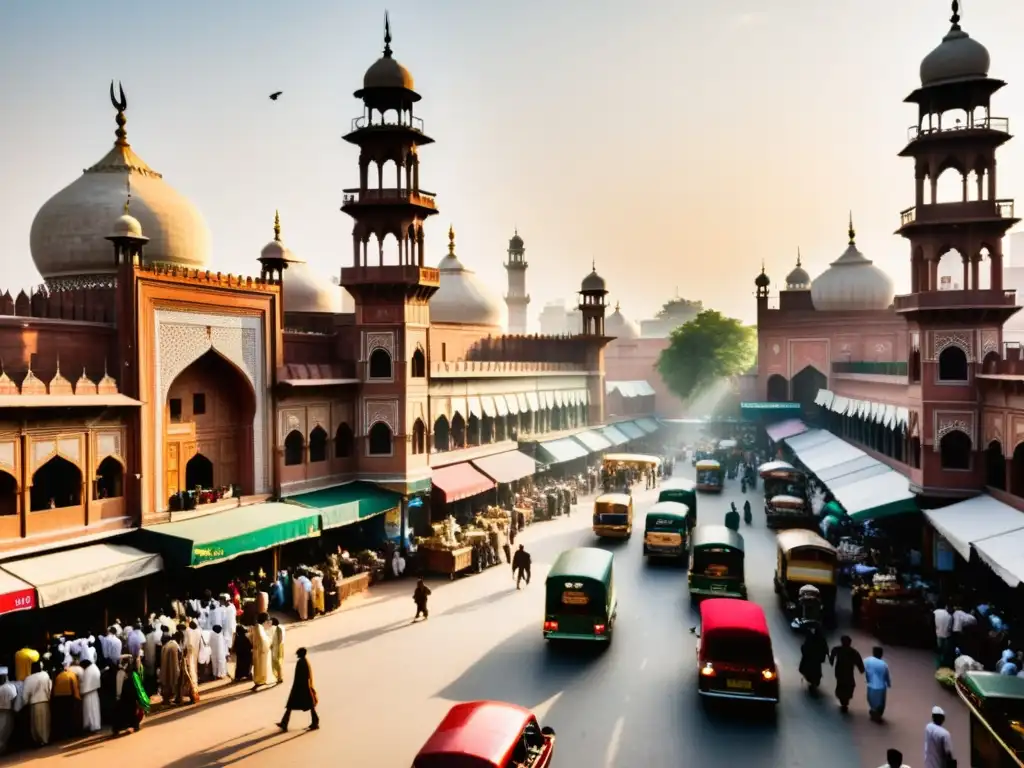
[[743, 500, 752, 525]]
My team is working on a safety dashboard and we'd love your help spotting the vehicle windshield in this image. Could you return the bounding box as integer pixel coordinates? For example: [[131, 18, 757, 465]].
[[692, 548, 743, 578], [788, 547, 834, 563], [546, 579, 605, 616], [696, 469, 721, 485], [703, 630, 773, 666]]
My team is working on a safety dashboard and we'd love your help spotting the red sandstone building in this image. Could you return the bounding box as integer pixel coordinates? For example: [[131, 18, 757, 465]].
[[755, 4, 1024, 582], [0, 20, 661, 618]]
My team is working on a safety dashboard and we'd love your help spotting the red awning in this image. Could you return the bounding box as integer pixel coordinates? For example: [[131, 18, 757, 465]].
[[0, 568, 36, 615], [432, 463, 495, 503], [471, 451, 537, 485]]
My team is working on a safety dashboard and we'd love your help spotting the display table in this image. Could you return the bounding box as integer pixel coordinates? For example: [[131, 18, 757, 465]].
[[515, 506, 534, 526], [421, 546, 473, 579], [338, 572, 370, 603]]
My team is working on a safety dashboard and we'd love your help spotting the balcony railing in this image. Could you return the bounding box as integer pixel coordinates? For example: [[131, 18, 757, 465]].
[[831, 361, 908, 376], [894, 288, 1017, 312], [342, 188, 437, 208], [340, 265, 440, 286], [907, 116, 1009, 142], [349, 114, 426, 133], [899, 199, 1015, 228]]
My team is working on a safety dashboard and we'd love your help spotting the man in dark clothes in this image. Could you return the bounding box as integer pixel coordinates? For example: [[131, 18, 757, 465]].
[[276, 648, 318, 731], [512, 545, 532, 589], [829, 634, 865, 712], [413, 580, 431, 621]]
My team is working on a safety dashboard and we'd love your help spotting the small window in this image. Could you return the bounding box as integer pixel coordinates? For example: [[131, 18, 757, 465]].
[[368, 422, 393, 456], [369, 348, 393, 379], [938, 346, 969, 382], [192, 393, 206, 415], [169, 398, 182, 422], [411, 348, 426, 378]]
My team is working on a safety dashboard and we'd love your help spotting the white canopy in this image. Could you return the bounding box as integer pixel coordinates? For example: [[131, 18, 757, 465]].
[[924, 495, 1024, 561], [974, 528, 1024, 588]]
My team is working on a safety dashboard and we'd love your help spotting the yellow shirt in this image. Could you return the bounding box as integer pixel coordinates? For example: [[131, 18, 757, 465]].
[[14, 648, 39, 682], [53, 670, 80, 699]]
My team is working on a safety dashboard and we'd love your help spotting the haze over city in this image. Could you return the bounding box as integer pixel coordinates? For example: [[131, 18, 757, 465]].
[[3, 0, 1024, 324]]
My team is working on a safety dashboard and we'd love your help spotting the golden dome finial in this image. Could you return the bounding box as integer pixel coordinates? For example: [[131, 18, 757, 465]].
[[273, 210, 282, 242], [109, 80, 128, 147], [848, 211, 856, 245], [796, 247, 802, 267], [448, 224, 456, 255], [615, 301, 621, 312]]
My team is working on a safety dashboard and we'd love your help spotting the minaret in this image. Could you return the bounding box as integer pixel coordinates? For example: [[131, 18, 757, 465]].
[[504, 229, 530, 333], [896, 1, 1019, 484], [258, 210, 296, 280], [578, 263, 611, 424], [754, 262, 770, 318], [340, 14, 438, 493]]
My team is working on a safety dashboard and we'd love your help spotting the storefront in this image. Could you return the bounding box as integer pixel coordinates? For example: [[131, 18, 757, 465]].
[[471, 450, 538, 507], [430, 462, 496, 523]]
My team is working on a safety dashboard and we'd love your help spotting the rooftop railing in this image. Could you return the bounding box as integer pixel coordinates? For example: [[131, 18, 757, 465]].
[[907, 116, 1009, 142]]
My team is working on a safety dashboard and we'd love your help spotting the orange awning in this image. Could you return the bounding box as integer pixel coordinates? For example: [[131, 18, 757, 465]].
[[431, 463, 495, 503]]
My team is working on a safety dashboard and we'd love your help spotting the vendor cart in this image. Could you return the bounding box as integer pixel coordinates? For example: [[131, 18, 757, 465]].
[[420, 546, 474, 580]]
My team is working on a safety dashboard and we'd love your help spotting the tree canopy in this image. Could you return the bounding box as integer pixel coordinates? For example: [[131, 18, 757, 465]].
[[657, 309, 756, 402]]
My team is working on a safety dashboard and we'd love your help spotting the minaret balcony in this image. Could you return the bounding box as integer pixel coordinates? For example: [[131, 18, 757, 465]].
[[504, 293, 531, 303], [898, 199, 1015, 228], [893, 288, 1017, 313], [342, 187, 437, 211], [906, 116, 1009, 143], [350, 114, 425, 133]]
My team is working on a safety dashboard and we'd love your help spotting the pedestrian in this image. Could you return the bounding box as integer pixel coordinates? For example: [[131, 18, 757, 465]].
[[512, 544, 532, 589], [924, 705, 955, 768], [51, 658, 81, 739], [413, 579, 431, 621], [159, 630, 181, 701], [828, 635, 865, 712], [209, 625, 228, 680], [22, 661, 52, 747], [250, 614, 272, 690], [0, 667, 17, 754], [271, 618, 286, 684], [951, 605, 976, 654], [877, 748, 911, 768], [232, 625, 253, 681], [933, 602, 953, 668], [79, 659, 102, 733], [276, 648, 319, 732], [863, 646, 892, 722]]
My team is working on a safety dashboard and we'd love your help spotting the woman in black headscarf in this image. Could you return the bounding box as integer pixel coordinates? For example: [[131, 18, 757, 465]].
[[232, 625, 253, 681], [276, 648, 319, 731]]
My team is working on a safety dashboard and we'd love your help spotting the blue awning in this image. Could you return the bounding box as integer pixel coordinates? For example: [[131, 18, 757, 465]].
[[573, 430, 612, 453], [537, 438, 590, 465], [636, 417, 660, 434], [617, 421, 646, 440], [601, 426, 630, 446]]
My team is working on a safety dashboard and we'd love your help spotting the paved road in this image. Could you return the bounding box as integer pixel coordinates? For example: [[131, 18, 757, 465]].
[[4, 467, 967, 767]]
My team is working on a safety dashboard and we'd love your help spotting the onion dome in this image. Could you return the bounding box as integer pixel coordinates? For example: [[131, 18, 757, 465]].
[[360, 13, 416, 93], [920, 1, 990, 86], [509, 229, 524, 250], [262, 213, 340, 313], [30, 81, 210, 286], [606, 302, 640, 339], [810, 215, 894, 312], [785, 249, 811, 290], [755, 265, 771, 289], [581, 263, 607, 293], [430, 226, 503, 326]]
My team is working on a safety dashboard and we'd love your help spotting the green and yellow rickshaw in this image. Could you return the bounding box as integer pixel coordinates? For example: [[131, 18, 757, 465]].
[[956, 671, 1024, 766], [688, 525, 746, 600], [657, 478, 698, 527], [643, 501, 691, 562], [695, 459, 723, 492], [543, 547, 617, 644], [592, 493, 633, 539]]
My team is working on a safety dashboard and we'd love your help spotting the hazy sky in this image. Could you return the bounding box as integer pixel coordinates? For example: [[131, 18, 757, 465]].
[[2, 0, 1024, 325]]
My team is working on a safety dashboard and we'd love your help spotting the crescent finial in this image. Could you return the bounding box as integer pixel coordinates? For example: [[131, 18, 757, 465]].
[[110, 80, 127, 112]]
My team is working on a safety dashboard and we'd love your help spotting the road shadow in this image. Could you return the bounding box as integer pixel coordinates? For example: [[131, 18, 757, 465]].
[[440, 586, 520, 617], [306, 618, 413, 654], [436, 621, 603, 710], [161, 728, 306, 768]]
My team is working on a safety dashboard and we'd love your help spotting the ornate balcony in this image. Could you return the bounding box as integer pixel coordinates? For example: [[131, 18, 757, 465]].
[[893, 289, 1017, 312], [349, 114, 426, 133], [898, 199, 1015, 228], [342, 188, 437, 210], [906, 116, 1009, 142]]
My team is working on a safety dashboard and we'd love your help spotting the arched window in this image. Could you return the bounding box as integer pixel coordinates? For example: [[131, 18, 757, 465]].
[[31, 455, 82, 511], [284, 430, 304, 466], [412, 419, 426, 454], [369, 348, 393, 379], [451, 413, 466, 449], [985, 441, 1006, 490], [368, 422, 393, 456], [983, 351, 1001, 374], [0, 471, 15, 518], [467, 415, 481, 446], [185, 453, 214, 490], [433, 416, 450, 452], [938, 346, 969, 382], [766, 375, 788, 402], [334, 423, 353, 459], [96, 456, 124, 499], [939, 430, 972, 470], [411, 348, 426, 378], [309, 426, 328, 463]]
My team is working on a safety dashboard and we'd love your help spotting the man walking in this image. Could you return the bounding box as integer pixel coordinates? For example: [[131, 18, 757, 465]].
[[863, 646, 892, 722], [828, 635, 864, 712], [512, 545, 532, 589], [877, 748, 911, 768], [933, 603, 953, 668], [924, 705, 955, 768], [0, 667, 19, 754], [277, 648, 318, 732], [413, 579, 431, 622], [271, 618, 286, 684]]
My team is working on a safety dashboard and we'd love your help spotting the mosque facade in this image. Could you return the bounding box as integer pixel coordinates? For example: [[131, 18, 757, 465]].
[[0, 20, 654, 567], [755, 2, 1024, 505]]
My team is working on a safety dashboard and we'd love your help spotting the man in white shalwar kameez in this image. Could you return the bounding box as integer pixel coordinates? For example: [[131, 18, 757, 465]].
[[0, 667, 20, 753], [184, 621, 202, 684], [79, 659, 102, 732], [100, 628, 122, 668], [220, 598, 237, 640], [209, 625, 229, 679], [249, 620, 272, 689], [22, 663, 51, 746]]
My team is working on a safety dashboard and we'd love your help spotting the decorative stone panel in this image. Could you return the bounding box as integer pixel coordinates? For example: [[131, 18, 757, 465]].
[[32, 439, 57, 470], [154, 309, 268, 498], [364, 399, 399, 433], [0, 440, 16, 475], [279, 408, 306, 445], [931, 331, 973, 362], [95, 432, 123, 467], [308, 405, 330, 434], [933, 410, 975, 451], [331, 402, 354, 435], [983, 411, 1005, 449], [365, 331, 395, 358], [981, 330, 999, 358]]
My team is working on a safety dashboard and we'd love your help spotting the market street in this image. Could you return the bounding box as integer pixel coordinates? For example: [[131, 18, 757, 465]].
[[2, 468, 968, 767]]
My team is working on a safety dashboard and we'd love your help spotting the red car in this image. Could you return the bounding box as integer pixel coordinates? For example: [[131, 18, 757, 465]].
[[413, 701, 556, 768], [695, 598, 780, 706]]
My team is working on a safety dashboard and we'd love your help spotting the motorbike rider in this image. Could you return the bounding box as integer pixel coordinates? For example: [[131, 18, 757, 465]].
[[743, 499, 752, 525], [799, 624, 830, 691], [724, 503, 740, 532], [798, 583, 823, 626]]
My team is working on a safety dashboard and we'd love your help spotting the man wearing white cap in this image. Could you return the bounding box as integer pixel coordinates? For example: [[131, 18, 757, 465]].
[[924, 705, 954, 768], [0, 667, 20, 753]]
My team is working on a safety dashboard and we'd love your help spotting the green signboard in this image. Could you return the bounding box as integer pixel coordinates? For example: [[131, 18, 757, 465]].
[[740, 402, 802, 411]]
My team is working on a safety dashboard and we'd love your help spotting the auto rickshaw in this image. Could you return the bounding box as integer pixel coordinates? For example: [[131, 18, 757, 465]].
[[955, 671, 1024, 767], [592, 493, 633, 538], [413, 700, 556, 767], [643, 501, 691, 562], [773, 529, 838, 626], [758, 461, 807, 500], [765, 494, 815, 529], [658, 478, 698, 527], [544, 547, 617, 643], [688, 525, 746, 600]]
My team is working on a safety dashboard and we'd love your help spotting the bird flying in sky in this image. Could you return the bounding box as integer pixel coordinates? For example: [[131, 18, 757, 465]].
[[269, 91, 282, 101]]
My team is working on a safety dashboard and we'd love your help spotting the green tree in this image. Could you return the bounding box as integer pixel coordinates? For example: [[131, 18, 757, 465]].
[[657, 309, 756, 402]]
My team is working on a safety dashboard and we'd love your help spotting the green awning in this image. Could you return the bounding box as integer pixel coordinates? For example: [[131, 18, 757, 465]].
[[617, 421, 646, 440], [537, 438, 590, 465], [741, 402, 802, 411], [573, 430, 612, 453], [285, 482, 401, 530], [135, 502, 322, 568], [636, 417, 660, 434], [601, 425, 630, 446]]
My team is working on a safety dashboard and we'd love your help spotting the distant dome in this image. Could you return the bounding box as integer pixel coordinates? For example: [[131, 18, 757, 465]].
[[31, 86, 210, 286], [606, 303, 639, 339], [755, 267, 771, 289], [920, 8, 990, 86], [430, 226, 503, 327], [785, 251, 811, 290], [581, 267, 606, 293], [110, 211, 144, 239], [810, 220, 894, 311], [509, 231, 524, 250], [283, 260, 343, 314]]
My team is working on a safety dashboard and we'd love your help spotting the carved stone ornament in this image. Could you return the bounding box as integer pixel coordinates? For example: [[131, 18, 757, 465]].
[[933, 332, 973, 361], [0, 441, 16, 473], [366, 331, 395, 358], [934, 412, 973, 451], [981, 330, 999, 358], [986, 414, 1005, 447], [365, 399, 399, 432]]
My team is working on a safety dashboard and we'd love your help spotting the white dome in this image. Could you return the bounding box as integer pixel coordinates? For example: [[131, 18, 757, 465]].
[[606, 304, 639, 339], [110, 212, 144, 239], [283, 260, 343, 314], [785, 251, 811, 290], [810, 224, 894, 312], [31, 107, 210, 285], [430, 226, 502, 327], [920, 14, 990, 86]]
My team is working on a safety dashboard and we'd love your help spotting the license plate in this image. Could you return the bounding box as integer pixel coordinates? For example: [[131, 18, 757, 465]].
[[711, 584, 726, 592], [726, 679, 752, 690]]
